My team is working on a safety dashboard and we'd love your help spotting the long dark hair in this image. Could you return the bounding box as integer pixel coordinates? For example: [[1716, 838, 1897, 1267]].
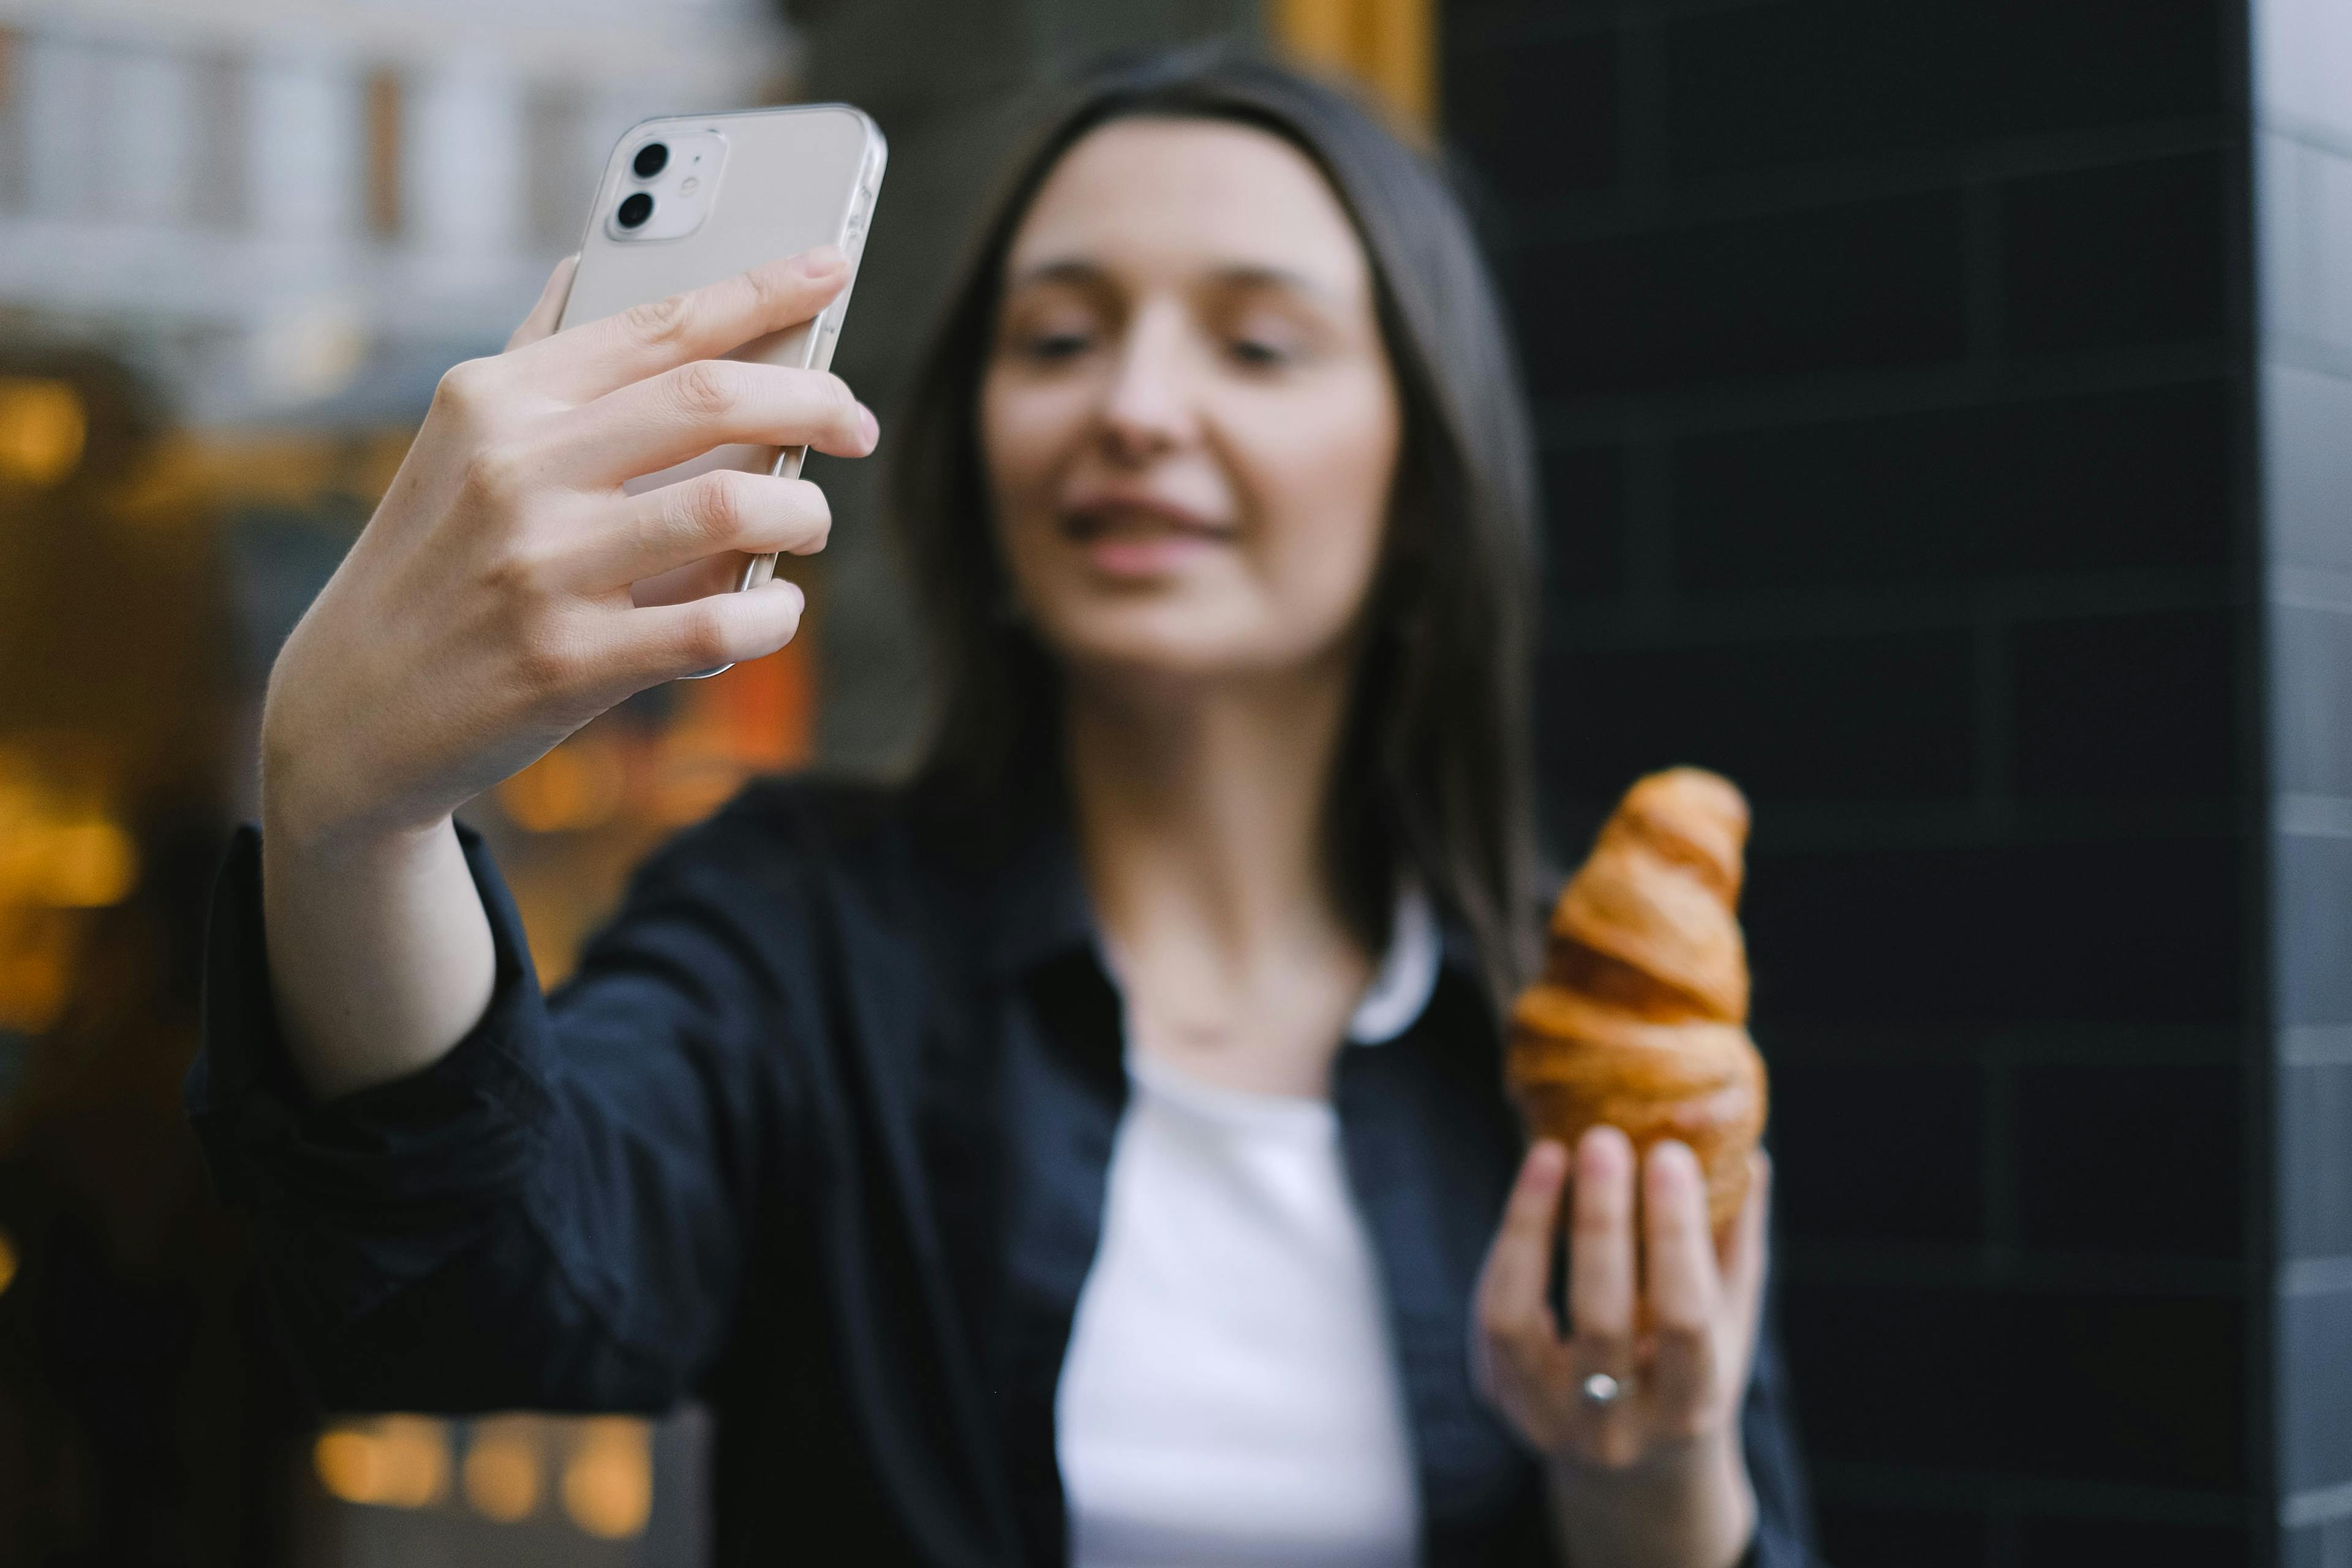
[[889, 48, 1540, 1013]]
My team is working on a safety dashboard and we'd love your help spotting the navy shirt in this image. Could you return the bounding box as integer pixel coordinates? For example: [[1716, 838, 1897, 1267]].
[[187, 777, 1821, 1567]]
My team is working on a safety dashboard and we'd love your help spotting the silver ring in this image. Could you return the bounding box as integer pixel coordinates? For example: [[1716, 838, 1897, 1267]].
[[1580, 1372, 1624, 1408]]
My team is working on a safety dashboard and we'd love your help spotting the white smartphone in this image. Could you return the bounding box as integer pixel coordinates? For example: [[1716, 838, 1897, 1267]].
[[559, 104, 887, 676]]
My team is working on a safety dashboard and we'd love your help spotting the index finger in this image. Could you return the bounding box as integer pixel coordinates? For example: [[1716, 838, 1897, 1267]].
[[1477, 1140, 1569, 1338], [515, 247, 850, 400]]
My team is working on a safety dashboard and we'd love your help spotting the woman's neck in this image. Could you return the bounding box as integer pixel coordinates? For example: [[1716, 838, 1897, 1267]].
[[1065, 656, 1373, 1096]]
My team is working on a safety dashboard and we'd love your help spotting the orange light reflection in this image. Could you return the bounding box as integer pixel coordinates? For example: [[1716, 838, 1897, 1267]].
[[561, 1415, 652, 1539]]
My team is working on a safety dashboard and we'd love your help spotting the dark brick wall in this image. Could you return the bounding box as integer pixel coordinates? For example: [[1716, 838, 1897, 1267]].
[[1441, 1, 2263, 1561]]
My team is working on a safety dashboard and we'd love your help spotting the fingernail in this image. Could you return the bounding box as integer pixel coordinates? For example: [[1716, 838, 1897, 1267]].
[[1580, 1124, 1628, 1169], [1523, 1140, 1567, 1188], [801, 245, 846, 276], [1650, 1140, 1697, 1188], [856, 403, 880, 447]]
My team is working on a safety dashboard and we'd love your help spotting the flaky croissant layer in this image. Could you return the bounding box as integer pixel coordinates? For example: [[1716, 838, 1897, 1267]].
[[1507, 768, 1768, 1235]]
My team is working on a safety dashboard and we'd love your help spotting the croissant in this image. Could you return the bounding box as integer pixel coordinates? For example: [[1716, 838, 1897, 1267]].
[[1506, 767, 1768, 1237]]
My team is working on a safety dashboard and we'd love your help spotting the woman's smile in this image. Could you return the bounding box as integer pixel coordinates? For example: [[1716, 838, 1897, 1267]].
[[1060, 493, 1238, 580]]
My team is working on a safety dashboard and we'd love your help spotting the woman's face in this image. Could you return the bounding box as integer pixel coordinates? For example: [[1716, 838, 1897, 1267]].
[[980, 116, 1401, 688]]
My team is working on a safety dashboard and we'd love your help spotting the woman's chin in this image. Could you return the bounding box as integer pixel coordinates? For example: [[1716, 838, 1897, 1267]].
[[1043, 619, 1341, 694]]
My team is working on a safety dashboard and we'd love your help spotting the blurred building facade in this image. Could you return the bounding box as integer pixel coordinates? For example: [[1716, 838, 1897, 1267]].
[[0, 0, 791, 423], [0, 1, 799, 1562]]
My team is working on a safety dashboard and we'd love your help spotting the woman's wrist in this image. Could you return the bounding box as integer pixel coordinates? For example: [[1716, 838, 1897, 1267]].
[[259, 708, 440, 865], [1548, 1427, 1755, 1568], [257, 787, 494, 1103], [259, 704, 363, 859]]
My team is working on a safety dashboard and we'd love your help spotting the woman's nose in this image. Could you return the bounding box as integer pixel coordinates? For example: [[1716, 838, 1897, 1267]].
[[1099, 309, 1199, 462]]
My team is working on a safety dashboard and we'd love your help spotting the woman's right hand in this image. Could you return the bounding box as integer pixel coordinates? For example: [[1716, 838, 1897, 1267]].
[[260, 247, 878, 853]]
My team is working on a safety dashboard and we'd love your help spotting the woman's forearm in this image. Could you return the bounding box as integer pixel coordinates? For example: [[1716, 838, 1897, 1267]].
[[260, 790, 497, 1103], [1549, 1431, 1755, 1568]]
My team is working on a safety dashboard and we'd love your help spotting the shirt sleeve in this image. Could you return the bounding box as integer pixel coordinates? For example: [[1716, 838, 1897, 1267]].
[[184, 814, 805, 1416]]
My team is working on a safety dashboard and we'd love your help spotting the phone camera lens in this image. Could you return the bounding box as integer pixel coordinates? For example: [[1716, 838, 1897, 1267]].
[[632, 142, 669, 179], [617, 192, 654, 229]]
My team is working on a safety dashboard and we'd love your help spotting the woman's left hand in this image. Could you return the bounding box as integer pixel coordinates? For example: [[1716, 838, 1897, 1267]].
[[1472, 1126, 1770, 1568]]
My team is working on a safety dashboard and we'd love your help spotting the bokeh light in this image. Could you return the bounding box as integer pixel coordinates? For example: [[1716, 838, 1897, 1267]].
[[0, 377, 88, 488], [461, 1416, 544, 1522], [0, 766, 141, 911], [28, 820, 140, 910], [312, 1415, 451, 1509], [497, 737, 627, 834], [560, 1416, 653, 1539]]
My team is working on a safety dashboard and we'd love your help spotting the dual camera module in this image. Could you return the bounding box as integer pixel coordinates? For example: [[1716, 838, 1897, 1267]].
[[608, 129, 723, 241], [616, 141, 669, 230]]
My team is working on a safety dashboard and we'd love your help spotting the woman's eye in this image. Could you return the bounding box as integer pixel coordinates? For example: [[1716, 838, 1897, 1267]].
[[1229, 337, 1294, 368], [1023, 330, 1093, 362]]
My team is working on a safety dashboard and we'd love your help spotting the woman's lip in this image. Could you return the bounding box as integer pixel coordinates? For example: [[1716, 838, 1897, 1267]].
[[1056, 499, 1237, 578], [1058, 497, 1235, 540], [1072, 529, 1224, 578]]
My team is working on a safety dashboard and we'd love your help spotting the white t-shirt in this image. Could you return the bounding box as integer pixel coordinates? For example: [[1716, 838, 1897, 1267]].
[[1055, 892, 1442, 1567]]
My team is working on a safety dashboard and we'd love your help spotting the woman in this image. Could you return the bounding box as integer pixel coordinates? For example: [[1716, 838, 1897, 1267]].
[[190, 53, 1819, 1568]]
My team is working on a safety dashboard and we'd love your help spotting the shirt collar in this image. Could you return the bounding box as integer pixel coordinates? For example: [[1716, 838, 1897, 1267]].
[[949, 782, 1446, 1046], [1347, 882, 1441, 1044]]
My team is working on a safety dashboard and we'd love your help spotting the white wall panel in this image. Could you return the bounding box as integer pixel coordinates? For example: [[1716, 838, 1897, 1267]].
[[247, 49, 361, 241], [21, 35, 104, 220], [404, 61, 525, 254], [100, 46, 196, 225]]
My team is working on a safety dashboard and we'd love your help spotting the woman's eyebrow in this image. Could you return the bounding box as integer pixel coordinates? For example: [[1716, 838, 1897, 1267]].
[[1005, 257, 1343, 302], [1005, 258, 1109, 292], [1208, 263, 1338, 301]]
